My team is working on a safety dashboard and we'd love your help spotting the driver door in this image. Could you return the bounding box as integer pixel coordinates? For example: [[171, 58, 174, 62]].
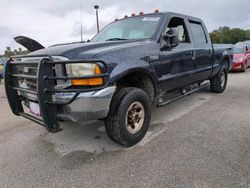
[[159, 16, 195, 91]]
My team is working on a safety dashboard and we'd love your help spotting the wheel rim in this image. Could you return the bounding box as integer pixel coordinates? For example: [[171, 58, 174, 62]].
[[220, 70, 226, 88], [126, 101, 145, 134]]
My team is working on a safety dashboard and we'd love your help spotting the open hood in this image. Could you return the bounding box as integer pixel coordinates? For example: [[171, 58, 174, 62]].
[[14, 36, 45, 52]]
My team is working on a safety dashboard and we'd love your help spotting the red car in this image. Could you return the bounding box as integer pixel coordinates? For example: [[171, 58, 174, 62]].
[[232, 43, 250, 72]]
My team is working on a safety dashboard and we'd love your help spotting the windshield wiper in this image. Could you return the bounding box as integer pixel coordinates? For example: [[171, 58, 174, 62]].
[[106, 38, 129, 41]]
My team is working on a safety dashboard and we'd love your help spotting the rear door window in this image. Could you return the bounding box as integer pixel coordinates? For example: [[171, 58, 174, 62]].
[[189, 22, 207, 44]]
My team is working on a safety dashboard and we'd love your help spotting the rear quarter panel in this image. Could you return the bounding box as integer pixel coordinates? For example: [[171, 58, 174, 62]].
[[212, 44, 233, 77]]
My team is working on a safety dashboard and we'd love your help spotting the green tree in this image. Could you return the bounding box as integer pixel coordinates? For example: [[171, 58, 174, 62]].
[[246, 30, 250, 40], [2, 47, 29, 58], [210, 27, 250, 44]]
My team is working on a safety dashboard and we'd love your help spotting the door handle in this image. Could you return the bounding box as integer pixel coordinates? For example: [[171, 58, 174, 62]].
[[208, 49, 212, 57], [192, 51, 196, 60], [185, 51, 193, 56]]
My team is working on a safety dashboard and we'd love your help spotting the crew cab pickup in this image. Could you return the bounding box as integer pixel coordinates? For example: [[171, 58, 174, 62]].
[[4, 12, 232, 147]]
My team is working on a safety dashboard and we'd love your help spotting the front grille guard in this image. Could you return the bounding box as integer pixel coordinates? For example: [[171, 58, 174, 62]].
[[4, 55, 110, 132]]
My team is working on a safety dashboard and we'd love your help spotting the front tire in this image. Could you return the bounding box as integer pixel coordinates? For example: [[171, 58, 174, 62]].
[[105, 87, 151, 147], [210, 66, 228, 93]]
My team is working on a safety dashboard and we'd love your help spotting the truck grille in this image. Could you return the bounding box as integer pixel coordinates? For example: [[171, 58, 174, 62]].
[[12, 58, 67, 101], [17, 64, 38, 90]]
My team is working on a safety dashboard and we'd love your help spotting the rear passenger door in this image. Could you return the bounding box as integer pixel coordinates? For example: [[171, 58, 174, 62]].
[[188, 21, 213, 82]]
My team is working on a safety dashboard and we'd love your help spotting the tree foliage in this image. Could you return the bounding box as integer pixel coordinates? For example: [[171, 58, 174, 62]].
[[210, 26, 250, 44]]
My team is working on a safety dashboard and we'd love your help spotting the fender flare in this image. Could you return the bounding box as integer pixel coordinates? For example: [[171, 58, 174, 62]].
[[221, 50, 232, 71], [109, 60, 158, 86]]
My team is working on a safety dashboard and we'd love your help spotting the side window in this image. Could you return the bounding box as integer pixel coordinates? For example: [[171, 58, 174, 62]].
[[189, 21, 207, 44], [166, 17, 190, 43]]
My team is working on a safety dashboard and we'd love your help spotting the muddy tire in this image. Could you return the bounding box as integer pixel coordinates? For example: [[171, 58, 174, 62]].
[[105, 87, 151, 147], [210, 66, 228, 93]]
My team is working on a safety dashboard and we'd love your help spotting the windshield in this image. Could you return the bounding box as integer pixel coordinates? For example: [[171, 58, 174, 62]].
[[233, 47, 244, 54], [91, 15, 162, 42]]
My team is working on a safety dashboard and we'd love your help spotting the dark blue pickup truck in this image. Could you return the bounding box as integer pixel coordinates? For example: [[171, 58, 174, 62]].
[[5, 12, 232, 147]]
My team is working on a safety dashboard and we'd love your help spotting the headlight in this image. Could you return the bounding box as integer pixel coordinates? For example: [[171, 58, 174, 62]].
[[234, 57, 244, 62], [68, 63, 103, 86], [69, 63, 97, 76]]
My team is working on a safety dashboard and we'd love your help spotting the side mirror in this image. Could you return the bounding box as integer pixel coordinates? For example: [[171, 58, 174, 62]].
[[161, 28, 180, 50]]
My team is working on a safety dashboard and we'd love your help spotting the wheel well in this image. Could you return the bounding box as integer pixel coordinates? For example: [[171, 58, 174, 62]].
[[116, 72, 155, 101], [223, 57, 230, 71]]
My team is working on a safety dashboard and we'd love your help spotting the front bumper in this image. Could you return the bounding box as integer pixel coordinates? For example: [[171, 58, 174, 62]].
[[57, 86, 116, 122], [232, 62, 244, 71], [4, 55, 110, 132]]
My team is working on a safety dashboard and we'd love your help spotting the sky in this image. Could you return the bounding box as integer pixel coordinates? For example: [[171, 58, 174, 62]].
[[0, 0, 250, 54]]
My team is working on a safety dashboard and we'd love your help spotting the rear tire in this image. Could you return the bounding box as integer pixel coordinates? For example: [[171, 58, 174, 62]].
[[210, 66, 228, 93], [105, 87, 151, 147]]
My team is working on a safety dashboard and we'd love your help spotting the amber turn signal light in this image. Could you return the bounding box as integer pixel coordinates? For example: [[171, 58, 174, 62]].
[[71, 65, 104, 86]]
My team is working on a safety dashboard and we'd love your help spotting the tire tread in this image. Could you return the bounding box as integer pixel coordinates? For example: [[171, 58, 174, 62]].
[[105, 87, 151, 147]]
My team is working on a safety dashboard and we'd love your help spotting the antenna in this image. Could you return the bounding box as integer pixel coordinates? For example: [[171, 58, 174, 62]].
[[94, 5, 100, 33], [80, 5, 83, 42]]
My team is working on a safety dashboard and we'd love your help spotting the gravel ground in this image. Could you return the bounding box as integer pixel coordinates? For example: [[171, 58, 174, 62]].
[[0, 71, 249, 188]]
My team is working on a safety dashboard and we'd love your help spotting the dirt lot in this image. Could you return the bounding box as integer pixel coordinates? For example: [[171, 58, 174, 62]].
[[0, 71, 249, 188]]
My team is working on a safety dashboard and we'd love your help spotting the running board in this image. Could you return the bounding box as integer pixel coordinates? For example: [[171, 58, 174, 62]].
[[158, 83, 210, 107]]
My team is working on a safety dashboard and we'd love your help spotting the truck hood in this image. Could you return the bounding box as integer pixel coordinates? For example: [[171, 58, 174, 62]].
[[30, 40, 153, 60], [14, 36, 45, 52]]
